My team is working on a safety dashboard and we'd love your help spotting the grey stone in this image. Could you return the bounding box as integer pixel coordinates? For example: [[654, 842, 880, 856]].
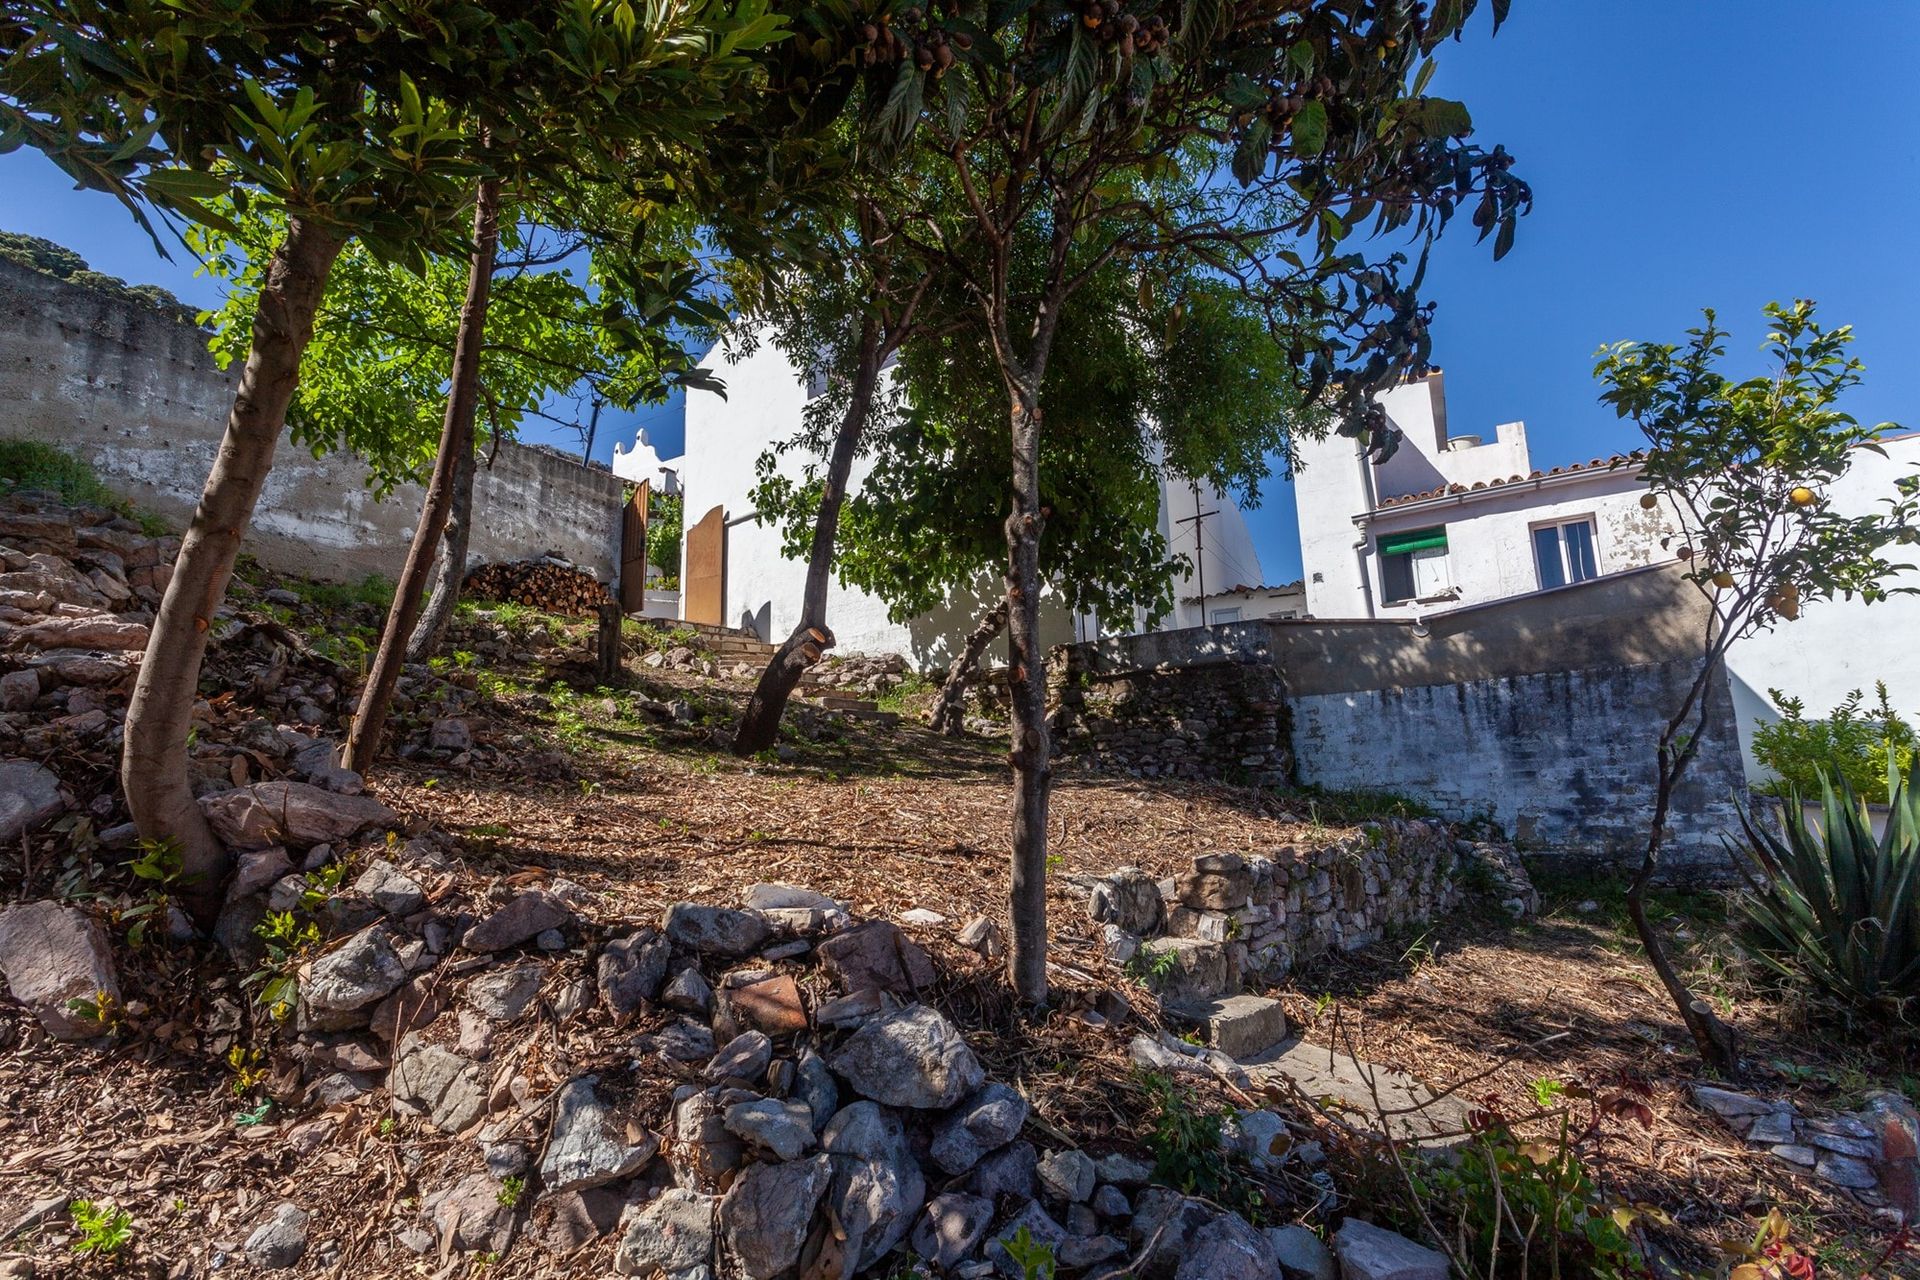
[[0, 900, 118, 1040], [1036, 1149, 1096, 1203], [1745, 1108, 1796, 1147], [957, 916, 1005, 958], [674, 1087, 750, 1191], [484, 1141, 531, 1178], [1088, 868, 1166, 935], [303, 925, 407, 1020], [913, 1192, 995, 1269], [0, 669, 39, 712], [391, 1045, 486, 1134], [199, 781, 396, 849], [725, 1098, 816, 1161], [663, 902, 771, 957], [228, 846, 294, 901], [1179, 994, 1288, 1060], [353, 859, 425, 916], [542, 1077, 659, 1192], [1769, 1144, 1819, 1167], [794, 1049, 839, 1134], [817, 920, 936, 996], [829, 1003, 984, 1110], [533, 929, 564, 951], [1134, 937, 1232, 1003], [243, 1202, 308, 1270], [804, 1103, 920, 1265], [0, 761, 64, 843], [742, 884, 840, 912], [1176, 1212, 1276, 1280], [663, 966, 713, 1016], [1331, 1218, 1448, 1280], [816, 987, 891, 1028], [1806, 1129, 1881, 1159], [1091, 1185, 1130, 1218], [599, 929, 671, 1017], [430, 1173, 517, 1254], [1060, 1234, 1126, 1269], [638, 1019, 717, 1063], [292, 742, 364, 795], [615, 1188, 717, 1277], [1691, 1085, 1773, 1120], [1101, 923, 1141, 966], [1094, 1153, 1155, 1186], [931, 1083, 1030, 1175], [466, 963, 544, 1021], [1129, 1189, 1216, 1280], [718, 1155, 832, 1280], [309, 1070, 380, 1106], [1269, 1225, 1337, 1280], [1815, 1152, 1878, 1190], [1228, 1108, 1294, 1169], [546, 1187, 629, 1251], [1066, 1204, 1099, 1236], [463, 889, 572, 952], [986, 1200, 1066, 1279], [968, 1142, 1037, 1201], [429, 717, 472, 752], [707, 1030, 773, 1083]]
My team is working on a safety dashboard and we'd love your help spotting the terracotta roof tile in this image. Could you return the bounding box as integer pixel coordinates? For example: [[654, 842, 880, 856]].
[[1375, 450, 1647, 509]]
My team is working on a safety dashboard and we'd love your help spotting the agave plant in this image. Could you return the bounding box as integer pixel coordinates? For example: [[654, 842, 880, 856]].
[[1734, 762, 1920, 1008]]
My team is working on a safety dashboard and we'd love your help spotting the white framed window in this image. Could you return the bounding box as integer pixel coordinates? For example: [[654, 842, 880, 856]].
[[1532, 517, 1599, 589], [1378, 526, 1450, 604], [1209, 606, 1242, 625]]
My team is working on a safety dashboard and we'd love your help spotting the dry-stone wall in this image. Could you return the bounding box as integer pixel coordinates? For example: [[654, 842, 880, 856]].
[[1049, 648, 1292, 788], [1085, 823, 1534, 1059]]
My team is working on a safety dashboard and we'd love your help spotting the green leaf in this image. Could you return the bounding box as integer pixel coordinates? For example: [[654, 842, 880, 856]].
[[1290, 99, 1327, 156]]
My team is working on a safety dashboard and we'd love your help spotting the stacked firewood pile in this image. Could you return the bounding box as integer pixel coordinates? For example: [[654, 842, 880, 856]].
[[462, 559, 611, 616]]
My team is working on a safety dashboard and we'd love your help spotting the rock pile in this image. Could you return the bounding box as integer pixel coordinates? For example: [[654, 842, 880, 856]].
[[16, 856, 1432, 1278], [800, 652, 911, 701], [1083, 828, 1532, 1061], [1693, 1084, 1920, 1220]]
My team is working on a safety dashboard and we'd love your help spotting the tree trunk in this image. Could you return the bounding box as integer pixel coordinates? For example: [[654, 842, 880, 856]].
[[732, 317, 884, 757], [1629, 687, 1742, 1075], [1004, 382, 1050, 1004], [404, 435, 478, 664], [928, 599, 1008, 735], [345, 177, 501, 775], [121, 215, 345, 924]]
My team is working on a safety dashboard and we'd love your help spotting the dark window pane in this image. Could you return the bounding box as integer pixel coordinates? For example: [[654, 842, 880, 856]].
[[1564, 521, 1597, 581], [1533, 526, 1565, 589], [1381, 552, 1415, 602]]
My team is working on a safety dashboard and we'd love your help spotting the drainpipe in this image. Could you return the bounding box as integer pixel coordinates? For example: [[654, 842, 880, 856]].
[[1352, 438, 1379, 619]]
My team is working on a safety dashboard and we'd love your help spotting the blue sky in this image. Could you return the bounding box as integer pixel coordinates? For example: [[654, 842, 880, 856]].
[[3, 2, 1916, 581]]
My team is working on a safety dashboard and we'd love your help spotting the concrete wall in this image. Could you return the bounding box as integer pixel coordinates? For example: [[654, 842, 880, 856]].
[[1061, 564, 1748, 873], [0, 257, 626, 583]]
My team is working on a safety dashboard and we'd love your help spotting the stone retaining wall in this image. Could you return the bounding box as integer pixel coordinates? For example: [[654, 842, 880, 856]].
[[1049, 649, 1293, 788], [1087, 821, 1530, 1004]]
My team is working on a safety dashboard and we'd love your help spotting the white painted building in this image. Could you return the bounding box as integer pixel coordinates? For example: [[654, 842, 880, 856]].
[[673, 329, 1269, 664], [1292, 370, 1920, 782], [1195, 581, 1308, 624], [610, 427, 683, 496], [1293, 372, 1673, 620]]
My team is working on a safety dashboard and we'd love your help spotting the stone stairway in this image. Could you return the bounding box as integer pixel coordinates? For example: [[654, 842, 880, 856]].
[[674, 621, 779, 666]]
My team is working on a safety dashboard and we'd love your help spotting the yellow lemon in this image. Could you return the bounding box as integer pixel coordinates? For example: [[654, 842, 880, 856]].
[[1789, 486, 1815, 507]]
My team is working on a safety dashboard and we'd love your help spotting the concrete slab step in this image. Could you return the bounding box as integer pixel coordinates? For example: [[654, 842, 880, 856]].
[[1165, 994, 1289, 1060], [1244, 1038, 1470, 1149]]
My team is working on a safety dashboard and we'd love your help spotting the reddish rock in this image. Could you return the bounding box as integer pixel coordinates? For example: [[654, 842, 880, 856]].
[[727, 974, 808, 1036], [817, 921, 936, 997]]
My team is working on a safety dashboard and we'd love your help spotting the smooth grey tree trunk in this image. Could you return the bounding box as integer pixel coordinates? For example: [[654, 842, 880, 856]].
[[404, 437, 478, 663], [346, 177, 501, 774], [121, 215, 345, 923], [1004, 379, 1051, 1004], [928, 599, 1008, 735]]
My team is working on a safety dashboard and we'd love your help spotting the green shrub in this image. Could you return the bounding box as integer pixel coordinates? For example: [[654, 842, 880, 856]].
[[0, 439, 123, 508], [1752, 683, 1915, 799], [1736, 763, 1920, 1009]]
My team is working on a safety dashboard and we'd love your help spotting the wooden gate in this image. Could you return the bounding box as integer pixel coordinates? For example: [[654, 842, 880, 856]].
[[683, 504, 726, 626], [618, 480, 650, 612]]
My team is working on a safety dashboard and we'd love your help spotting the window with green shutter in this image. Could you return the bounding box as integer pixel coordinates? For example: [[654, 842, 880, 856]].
[[1378, 526, 1449, 603]]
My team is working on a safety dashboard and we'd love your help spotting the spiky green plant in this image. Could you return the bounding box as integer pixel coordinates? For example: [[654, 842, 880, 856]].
[[1735, 763, 1920, 1008]]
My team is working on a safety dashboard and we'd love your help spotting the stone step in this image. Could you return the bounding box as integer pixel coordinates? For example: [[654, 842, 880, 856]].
[[1165, 994, 1289, 1060], [1244, 1039, 1470, 1149], [1135, 936, 1236, 1004]]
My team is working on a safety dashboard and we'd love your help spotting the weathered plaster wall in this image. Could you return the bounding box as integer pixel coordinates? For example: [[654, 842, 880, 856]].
[[0, 258, 626, 583], [1059, 565, 1746, 874]]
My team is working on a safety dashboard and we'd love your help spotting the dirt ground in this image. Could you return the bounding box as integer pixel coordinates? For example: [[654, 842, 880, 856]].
[[3, 603, 1916, 1277]]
